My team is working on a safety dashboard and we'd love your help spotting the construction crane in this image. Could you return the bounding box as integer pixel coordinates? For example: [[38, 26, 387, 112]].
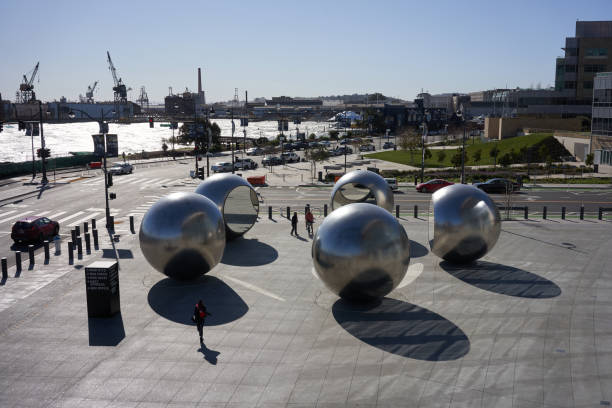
[[79, 81, 98, 103], [107, 51, 128, 104], [16, 62, 39, 103], [137, 86, 149, 113]]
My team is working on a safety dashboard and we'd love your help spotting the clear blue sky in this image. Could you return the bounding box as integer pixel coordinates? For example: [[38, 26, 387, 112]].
[[1, 0, 611, 104]]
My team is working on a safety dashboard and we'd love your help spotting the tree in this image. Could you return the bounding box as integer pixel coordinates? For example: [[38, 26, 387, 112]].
[[473, 149, 482, 164], [489, 145, 500, 169], [451, 149, 463, 169], [585, 153, 594, 166], [437, 150, 447, 163], [305, 147, 330, 182], [328, 130, 339, 139], [161, 142, 168, 155], [424, 149, 432, 160], [178, 119, 221, 152], [308, 133, 315, 140]]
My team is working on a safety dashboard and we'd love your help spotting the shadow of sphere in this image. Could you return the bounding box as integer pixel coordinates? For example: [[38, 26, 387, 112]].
[[332, 297, 470, 361], [410, 240, 429, 258], [147, 276, 248, 326], [221, 237, 278, 267], [440, 260, 562, 298]]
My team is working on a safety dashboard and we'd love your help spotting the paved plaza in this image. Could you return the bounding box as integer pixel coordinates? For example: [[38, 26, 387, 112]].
[[0, 211, 611, 407]]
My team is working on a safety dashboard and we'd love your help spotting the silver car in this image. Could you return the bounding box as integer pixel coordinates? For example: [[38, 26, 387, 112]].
[[108, 163, 133, 175], [211, 162, 233, 173]]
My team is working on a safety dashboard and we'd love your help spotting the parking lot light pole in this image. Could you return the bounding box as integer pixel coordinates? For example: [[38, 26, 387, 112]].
[[68, 107, 115, 229]]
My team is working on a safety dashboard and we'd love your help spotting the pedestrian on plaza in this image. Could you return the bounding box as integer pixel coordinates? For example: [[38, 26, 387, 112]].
[[192, 300, 211, 344], [290, 212, 298, 236], [305, 209, 314, 235]]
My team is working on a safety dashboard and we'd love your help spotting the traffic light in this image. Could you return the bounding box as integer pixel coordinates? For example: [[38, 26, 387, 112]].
[[197, 168, 204, 179], [149, 117, 154, 128], [37, 148, 51, 158], [109, 193, 117, 200]]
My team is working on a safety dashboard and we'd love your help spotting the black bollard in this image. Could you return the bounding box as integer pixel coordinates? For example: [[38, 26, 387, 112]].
[[324, 204, 328, 217], [395, 204, 400, 218], [414, 205, 418, 218], [1, 257, 7, 281], [15, 252, 21, 273], [71, 229, 77, 244], [107, 215, 114, 230], [599, 208, 603, 221], [68, 242, 74, 264], [77, 237, 83, 259], [130, 216, 135, 234], [75, 225, 80, 237], [286, 207, 290, 219], [85, 233, 91, 254], [524, 207, 528, 220], [268, 206, 272, 219], [28, 245, 35, 265], [542, 206, 547, 219], [84, 221, 89, 234], [91, 218, 96, 230], [562, 206, 566, 220], [580, 206, 584, 220], [93, 229, 99, 249], [44, 240, 50, 261]]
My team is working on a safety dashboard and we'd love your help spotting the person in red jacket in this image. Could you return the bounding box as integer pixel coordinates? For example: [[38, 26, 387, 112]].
[[305, 209, 314, 235]]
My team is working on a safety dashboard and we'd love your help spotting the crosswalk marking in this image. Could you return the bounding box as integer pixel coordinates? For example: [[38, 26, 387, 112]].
[[82, 178, 102, 185], [141, 178, 161, 185], [0, 210, 33, 224], [36, 211, 51, 217], [57, 211, 85, 224], [0, 210, 17, 218], [68, 212, 100, 227], [47, 211, 67, 219], [157, 178, 173, 185]]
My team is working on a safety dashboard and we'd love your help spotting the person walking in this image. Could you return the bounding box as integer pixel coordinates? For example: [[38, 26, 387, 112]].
[[192, 300, 210, 344], [290, 212, 298, 236], [305, 209, 314, 235]]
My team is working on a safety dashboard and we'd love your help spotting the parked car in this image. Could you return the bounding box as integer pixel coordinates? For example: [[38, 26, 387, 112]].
[[234, 158, 258, 170], [333, 146, 353, 155], [385, 177, 398, 191], [108, 162, 133, 175], [473, 178, 520, 194], [262, 155, 282, 166], [211, 161, 233, 173], [280, 152, 300, 163], [383, 142, 395, 149], [359, 144, 375, 152], [293, 141, 309, 150], [308, 142, 320, 148], [11, 216, 60, 243], [416, 179, 454, 193], [246, 147, 263, 156], [319, 140, 331, 147]]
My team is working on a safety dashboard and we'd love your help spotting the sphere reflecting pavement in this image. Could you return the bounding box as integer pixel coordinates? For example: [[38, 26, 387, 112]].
[[139, 192, 226, 280], [195, 173, 259, 239], [312, 203, 410, 302], [331, 170, 394, 213], [429, 184, 501, 264]]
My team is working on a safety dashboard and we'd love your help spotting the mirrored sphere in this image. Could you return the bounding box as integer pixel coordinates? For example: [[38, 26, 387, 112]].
[[312, 203, 410, 302], [139, 192, 226, 280], [331, 170, 394, 213], [429, 184, 501, 264], [194, 174, 259, 239]]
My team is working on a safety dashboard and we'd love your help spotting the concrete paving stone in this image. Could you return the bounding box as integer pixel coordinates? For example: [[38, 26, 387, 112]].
[[448, 387, 484, 408], [113, 378, 159, 402], [240, 363, 278, 386], [198, 382, 239, 403], [481, 393, 514, 408], [229, 384, 266, 404], [140, 379, 183, 403], [377, 373, 427, 406], [85, 377, 130, 400], [215, 363, 251, 384], [169, 381, 211, 404]]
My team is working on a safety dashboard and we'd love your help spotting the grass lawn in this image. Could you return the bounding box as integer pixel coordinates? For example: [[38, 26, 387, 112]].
[[366, 133, 555, 167]]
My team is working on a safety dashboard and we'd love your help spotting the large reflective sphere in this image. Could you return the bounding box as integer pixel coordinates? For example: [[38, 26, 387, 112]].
[[139, 192, 226, 280], [429, 184, 501, 264], [312, 203, 410, 302], [331, 170, 394, 213], [195, 174, 259, 239]]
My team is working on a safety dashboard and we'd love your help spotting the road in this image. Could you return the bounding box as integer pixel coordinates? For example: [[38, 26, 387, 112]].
[[0, 160, 610, 269]]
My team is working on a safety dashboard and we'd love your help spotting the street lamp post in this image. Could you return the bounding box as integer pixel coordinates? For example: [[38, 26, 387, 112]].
[[68, 107, 115, 228], [37, 101, 48, 185]]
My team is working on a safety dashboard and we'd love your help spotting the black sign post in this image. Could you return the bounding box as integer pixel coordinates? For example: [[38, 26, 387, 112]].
[[85, 261, 120, 317]]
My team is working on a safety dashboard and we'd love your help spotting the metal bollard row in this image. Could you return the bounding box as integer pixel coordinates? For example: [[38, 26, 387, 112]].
[[15, 251, 22, 273], [85, 233, 91, 254], [542, 206, 547, 220], [130, 216, 135, 234], [1, 257, 7, 281], [43, 240, 50, 261], [28, 245, 35, 265], [77, 237, 83, 259], [68, 242, 74, 264], [93, 229, 99, 249]]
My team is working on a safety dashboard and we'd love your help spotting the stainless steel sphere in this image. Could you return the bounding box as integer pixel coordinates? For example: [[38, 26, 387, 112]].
[[312, 203, 411, 302], [139, 192, 226, 280], [331, 170, 394, 213], [429, 184, 501, 264], [195, 173, 259, 240]]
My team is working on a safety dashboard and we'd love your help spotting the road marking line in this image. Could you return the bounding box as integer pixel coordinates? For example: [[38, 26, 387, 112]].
[[0, 210, 18, 218], [47, 211, 67, 219], [157, 178, 173, 185], [223, 276, 285, 302], [35, 210, 51, 216], [57, 211, 85, 224], [68, 212, 101, 227], [141, 178, 161, 185], [125, 178, 146, 185], [0, 210, 34, 224]]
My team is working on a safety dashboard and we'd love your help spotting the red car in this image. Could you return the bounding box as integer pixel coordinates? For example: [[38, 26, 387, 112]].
[[11, 216, 60, 243], [416, 179, 454, 193]]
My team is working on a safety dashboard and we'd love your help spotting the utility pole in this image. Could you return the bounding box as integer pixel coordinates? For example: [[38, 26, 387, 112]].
[[38, 101, 48, 185], [461, 125, 466, 184]]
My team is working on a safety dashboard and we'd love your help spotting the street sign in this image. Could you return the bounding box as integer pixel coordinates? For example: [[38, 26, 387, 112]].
[[160, 124, 171, 128]]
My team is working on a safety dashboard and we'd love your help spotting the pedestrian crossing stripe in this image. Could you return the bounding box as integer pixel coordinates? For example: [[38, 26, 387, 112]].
[[67, 212, 100, 227], [57, 211, 85, 224], [0, 210, 18, 218], [0, 210, 33, 224], [47, 211, 67, 219]]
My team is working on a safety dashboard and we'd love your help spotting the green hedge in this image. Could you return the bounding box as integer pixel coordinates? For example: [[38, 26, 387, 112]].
[[0, 154, 98, 179]]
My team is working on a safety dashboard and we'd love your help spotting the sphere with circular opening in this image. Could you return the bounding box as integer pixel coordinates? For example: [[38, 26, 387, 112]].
[[139, 192, 226, 280], [330, 170, 394, 213], [312, 203, 410, 302], [195, 173, 259, 239]]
